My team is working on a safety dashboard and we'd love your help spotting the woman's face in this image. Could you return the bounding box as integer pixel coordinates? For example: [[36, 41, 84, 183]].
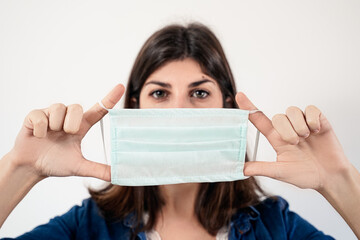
[[139, 58, 224, 109]]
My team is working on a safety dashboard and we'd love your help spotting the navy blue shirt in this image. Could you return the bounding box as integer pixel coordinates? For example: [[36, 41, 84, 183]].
[[2, 196, 334, 239]]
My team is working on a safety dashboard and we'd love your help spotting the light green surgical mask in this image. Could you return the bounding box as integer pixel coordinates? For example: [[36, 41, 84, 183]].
[[99, 106, 260, 186]]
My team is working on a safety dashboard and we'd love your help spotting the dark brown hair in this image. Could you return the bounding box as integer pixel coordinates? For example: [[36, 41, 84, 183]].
[[90, 22, 265, 238]]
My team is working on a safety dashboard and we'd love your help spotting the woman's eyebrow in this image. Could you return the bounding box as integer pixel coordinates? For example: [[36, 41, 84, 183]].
[[144, 81, 171, 88], [188, 79, 215, 88], [144, 79, 215, 88]]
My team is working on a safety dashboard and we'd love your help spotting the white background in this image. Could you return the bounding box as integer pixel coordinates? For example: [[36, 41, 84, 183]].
[[1, 0, 359, 239]]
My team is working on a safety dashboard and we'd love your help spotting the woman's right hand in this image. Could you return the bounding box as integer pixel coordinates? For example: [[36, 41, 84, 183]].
[[8, 84, 125, 181]]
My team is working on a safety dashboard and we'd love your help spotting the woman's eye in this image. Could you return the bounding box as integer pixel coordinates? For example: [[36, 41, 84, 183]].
[[192, 90, 209, 98], [151, 90, 167, 99]]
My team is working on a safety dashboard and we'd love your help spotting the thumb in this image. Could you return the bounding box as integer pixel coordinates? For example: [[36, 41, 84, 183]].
[[76, 158, 111, 182], [80, 84, 125, 135], [244, 161, 280, 179], [236, 92, 275, 143], [235, 92, 258, 111]]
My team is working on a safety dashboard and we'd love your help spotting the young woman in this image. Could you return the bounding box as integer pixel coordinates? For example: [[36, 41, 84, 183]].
[[0, 23, 359, 240]]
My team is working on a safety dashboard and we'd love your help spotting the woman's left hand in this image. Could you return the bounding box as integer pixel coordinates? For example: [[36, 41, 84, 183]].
[[236, 92, 351, 191]]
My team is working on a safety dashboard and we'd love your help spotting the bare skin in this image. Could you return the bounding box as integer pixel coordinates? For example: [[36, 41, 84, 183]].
[[0, 58, 359, 239]]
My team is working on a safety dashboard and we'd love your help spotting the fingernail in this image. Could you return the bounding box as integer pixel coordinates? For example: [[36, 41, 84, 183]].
[[303, 132, 310, 138], [313, 129, 320, 134]]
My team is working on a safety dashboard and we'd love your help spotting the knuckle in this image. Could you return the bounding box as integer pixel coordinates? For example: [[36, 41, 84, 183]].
[[251, 111, 262, 122], [50, 103, 66, 112], [34, 118, 48, 128], [28, 109, 41, 117], [96, 106, 108, 117], [272, 113, 285, 122], [305, 105, 319, 112], [68, 104, 83, 113], [286, 106, 301, 115]]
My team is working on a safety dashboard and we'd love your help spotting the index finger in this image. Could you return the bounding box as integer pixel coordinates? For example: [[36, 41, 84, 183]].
[[81, 84, 125, 134], [236, 92, 283, 148]]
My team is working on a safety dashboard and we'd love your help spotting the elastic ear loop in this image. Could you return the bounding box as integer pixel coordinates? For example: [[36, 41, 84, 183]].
[[249, 109, 262, 162], [98, 104, 262, 166], [99, 101, 110, 165]]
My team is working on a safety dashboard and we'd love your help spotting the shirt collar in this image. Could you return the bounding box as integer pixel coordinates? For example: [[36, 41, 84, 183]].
[[123, 212, 138, 228], [123, 213, 147, 240], [230, 206, 260, 236], [123, 207, 260, 236]]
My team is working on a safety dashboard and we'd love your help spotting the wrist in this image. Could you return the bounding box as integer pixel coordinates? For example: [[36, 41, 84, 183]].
[[3, 150, 45, 185], [0, 152, 45, 227], [318, 162, 360, 236], [318, 163, 360, 200]]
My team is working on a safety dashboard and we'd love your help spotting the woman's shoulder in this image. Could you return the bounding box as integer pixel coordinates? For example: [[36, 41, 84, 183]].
[[53, 197, 103, 225], [231, 195, 291, 223], [229, 195, 334, 240], [1, 198, 132, 240]]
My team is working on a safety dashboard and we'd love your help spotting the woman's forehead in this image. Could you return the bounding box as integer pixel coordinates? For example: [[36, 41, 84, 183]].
[[144, 58, 217, 86]]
